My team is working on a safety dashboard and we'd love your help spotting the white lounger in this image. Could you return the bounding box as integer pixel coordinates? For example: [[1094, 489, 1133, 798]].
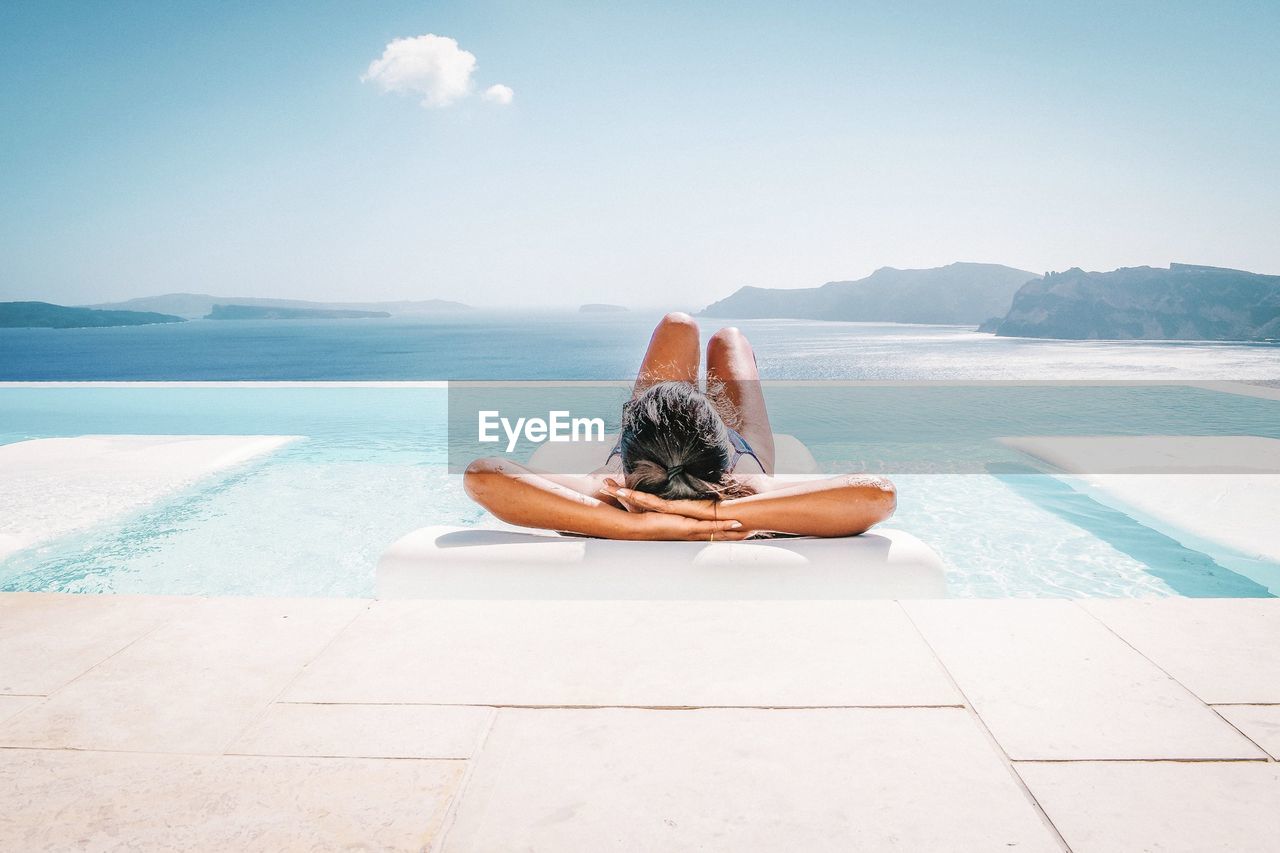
[[377, 525, 947, 599], [381, 434, 947, 598]]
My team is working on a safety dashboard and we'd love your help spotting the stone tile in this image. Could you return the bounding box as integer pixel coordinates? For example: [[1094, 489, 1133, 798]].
[[0, 593, 193, 695], [1018, 761, 1280, 853], [228, 702, 494, 758], [442, 707, 1059, 852], [286, 600, 959, 707], [0, 598, 365, 753], [1216, 705, 1280, 759], [1081, 599, 1280, 703], [0, 749, 463, 852], [903, 600, 1263, 759], [0, 696, 37, 725]]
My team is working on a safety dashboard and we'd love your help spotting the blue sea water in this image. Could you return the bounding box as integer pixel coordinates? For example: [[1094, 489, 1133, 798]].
[[2, 314, 1279, 598], [4, 312, 1280, 380]]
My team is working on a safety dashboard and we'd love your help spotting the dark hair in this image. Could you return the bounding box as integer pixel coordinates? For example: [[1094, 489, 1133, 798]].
[[618, 381, 753, 501]]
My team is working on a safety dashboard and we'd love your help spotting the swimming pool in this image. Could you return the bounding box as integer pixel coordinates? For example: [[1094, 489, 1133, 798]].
[[1, 383, 1277, 598]]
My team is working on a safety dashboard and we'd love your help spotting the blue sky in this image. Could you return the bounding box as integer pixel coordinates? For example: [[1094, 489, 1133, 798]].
[[1, 0, 1277, 308]]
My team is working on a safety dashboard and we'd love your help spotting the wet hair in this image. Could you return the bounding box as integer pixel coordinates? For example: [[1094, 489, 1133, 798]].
[[618, 381, 753, 501]]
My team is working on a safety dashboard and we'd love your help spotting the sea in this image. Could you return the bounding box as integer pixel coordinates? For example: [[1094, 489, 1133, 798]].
[[3, 312, 1280, 381]]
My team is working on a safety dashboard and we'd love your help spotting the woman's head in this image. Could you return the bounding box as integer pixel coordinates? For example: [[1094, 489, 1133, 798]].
[[618, 381, 748, 500]]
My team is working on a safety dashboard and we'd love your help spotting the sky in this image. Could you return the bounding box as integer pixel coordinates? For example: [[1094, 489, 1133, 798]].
[[1, 0, 1278, 310]]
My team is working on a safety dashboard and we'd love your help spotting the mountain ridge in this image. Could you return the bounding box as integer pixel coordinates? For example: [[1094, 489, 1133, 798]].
[[86, 293, 470, 319], [992, 263, 1280, 341], [0, 301, 185, 329], [205, 304, 392, 320], [700, 262, 1041, 325]]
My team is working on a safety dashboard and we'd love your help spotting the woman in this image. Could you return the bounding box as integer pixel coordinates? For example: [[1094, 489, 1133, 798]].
[[464, 313, 896, 540]]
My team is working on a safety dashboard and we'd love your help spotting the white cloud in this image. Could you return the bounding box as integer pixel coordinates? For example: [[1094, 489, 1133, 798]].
[[362, 34, 476, 108], [482, 84, 514, 105], [362, 34, 514, 109]]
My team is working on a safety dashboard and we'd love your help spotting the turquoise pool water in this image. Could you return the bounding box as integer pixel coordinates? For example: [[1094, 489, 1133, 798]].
[[1, 383, 1277, 597]]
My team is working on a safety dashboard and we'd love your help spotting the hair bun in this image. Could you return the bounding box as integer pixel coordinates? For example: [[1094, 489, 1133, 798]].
[[665, 463, 685, 479]]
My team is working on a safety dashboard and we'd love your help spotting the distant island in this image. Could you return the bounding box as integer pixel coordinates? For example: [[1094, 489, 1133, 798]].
[[579, 303, 628, 313], [989, 263, 1280, 341], [700, 262, 1039, 325], [87, 293, 470, 319], [205, 304, 391, 320], [0, 301, 185, 329]]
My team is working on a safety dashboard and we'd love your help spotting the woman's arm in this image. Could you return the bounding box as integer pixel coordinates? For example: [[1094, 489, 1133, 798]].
[[603, 474, 896, 538], [463, 457, 748, 541], [728, 475, 896, 537]]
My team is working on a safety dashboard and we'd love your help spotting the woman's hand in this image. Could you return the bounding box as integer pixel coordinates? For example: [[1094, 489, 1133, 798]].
[[627, 510, 748, 541], [601, 478, 717, 520], [601, 479, 747, 540]]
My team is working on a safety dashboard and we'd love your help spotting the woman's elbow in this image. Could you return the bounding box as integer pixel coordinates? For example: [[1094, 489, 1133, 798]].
[[871, 477, 897, 521], [463, 457, 509, 506], [844, 475, 897, 533]]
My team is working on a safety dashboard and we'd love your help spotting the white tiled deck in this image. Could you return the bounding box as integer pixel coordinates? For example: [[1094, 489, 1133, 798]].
[[0, 594, 1277, 851]]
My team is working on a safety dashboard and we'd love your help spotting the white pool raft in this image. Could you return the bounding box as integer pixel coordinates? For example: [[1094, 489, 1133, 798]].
[[378, 434, 946, 599], [377, 525, 947, 599]]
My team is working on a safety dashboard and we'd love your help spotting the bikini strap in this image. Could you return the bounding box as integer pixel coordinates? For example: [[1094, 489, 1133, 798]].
[[726, 428, 766, 473]]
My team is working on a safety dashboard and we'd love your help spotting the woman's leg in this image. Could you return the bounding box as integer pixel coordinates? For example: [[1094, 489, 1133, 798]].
[[706, 327, 775, 474], [634, 312, 700, 394]]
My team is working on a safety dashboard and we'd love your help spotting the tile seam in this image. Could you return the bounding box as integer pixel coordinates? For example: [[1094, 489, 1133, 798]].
[[430, 707, 501, 853], [896, 600, 1074, 853], [1071, 601, 1273, 761], [216, 600, 375, 755], [270, 701, 967, 709], [33, 610, 176, 700]]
